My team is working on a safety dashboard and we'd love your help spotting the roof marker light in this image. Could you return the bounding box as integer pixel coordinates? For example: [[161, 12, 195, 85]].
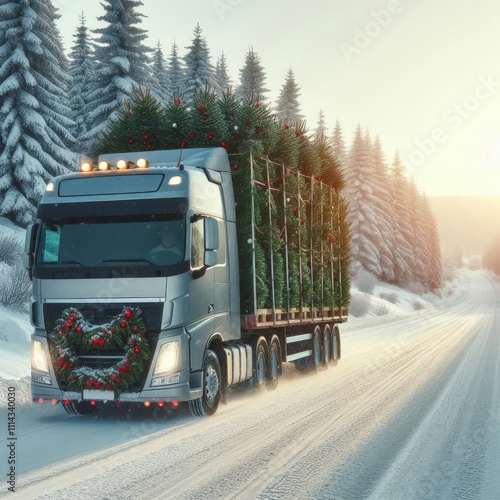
[[81, 162, 93, 172], [46, 182, 54, 192], [116, 159, 128, 170], [136, 158, 149, 169], [168, 175, 183, 186], [98, 161, 110, 171]]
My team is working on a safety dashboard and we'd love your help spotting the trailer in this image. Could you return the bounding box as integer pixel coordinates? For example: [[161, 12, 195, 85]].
[[25, 147, 349, 416]]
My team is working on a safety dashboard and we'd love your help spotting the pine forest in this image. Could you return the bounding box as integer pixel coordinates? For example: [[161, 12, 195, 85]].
[[0, 0, 442, 294]]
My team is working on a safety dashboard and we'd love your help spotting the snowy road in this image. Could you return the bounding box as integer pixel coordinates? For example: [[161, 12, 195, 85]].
[[2, 271, 500, 499]]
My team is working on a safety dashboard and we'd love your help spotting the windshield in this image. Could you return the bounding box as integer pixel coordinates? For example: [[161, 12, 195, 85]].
[[35, 215, 186, 273]]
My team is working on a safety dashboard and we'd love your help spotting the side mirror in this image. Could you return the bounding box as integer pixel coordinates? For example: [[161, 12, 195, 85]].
[[24, 223, 39, 280], [204, 217, 219, 251], [204, 250, 218, 267]]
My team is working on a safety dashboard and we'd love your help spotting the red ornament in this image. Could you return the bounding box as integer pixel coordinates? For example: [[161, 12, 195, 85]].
[[134, 347, 141, 355], [106, 385, 112, 391], [124, 309, 133, 319], [295, 130, 301, 137], [293, 208, 299, 216], [143, 135, 149, 141], [198, 106, 205, 112], [133, 327, 138, 332], [174, 97, 180, 106], [256, 101, 261, 108], [233, 165, 239, 170], [76, 326, 82, 333], [208, 134, 214, 140], [118, 365, 128, 373], [189, 133, 195, 140], [203, 115, 208, 121], [128, 139, 134, 144], [300, 220, 305, 226], [120, 321, 127, 328], [285, 124, 290, 129], [256, 155, 261, 160], [221, 142, 227, 148], [70, 313, 77, 320], [147, 144, 152, 149], [130, 339, 137, 346]]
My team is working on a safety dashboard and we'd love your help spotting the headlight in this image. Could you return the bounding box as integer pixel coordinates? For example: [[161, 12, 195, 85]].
[[154, 341, 179, 375], [32, 340, 49, 373]]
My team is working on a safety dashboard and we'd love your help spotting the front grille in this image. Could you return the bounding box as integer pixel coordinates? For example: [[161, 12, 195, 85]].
[[44, 302, 163, 391]]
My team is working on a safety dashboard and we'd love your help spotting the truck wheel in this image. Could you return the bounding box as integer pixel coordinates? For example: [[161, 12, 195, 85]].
[[63, 400, 96, 416], [331, 324, 341, 366], [312, 326, 324, 370], [268, 335, 282, 390], [253, 336, 269, 391], [189, 349, 222, 417]]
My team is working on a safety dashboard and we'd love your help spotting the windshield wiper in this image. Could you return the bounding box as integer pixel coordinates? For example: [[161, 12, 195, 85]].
[[51, 260, 85, 267]]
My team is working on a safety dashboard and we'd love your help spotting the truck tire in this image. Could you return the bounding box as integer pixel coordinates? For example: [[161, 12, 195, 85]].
[[252, 336, 269, 391], [323, 324, 332, 366], [63, 400, 96, 416], [268, 335, 282, 390], [189, 349, 222, 417], [331, 324, 341, 366], [294, 326, 322, 373]]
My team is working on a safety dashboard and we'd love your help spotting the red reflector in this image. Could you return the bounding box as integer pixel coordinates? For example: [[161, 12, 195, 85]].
[[63, 399, 71, 405], [51, 399, 58, 405], [157, 401, 165, 407], [172, 400, 180, 407], [144, 401, 151, 407], [90, 400, 97, 407], [38, 398, 45, 404]]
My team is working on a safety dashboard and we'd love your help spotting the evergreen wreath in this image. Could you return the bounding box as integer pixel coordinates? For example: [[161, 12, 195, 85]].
[[50, 307, 151, 396]]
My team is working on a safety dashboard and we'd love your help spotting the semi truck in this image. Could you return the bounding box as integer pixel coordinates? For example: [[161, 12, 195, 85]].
[[25, 147, 349, 416]]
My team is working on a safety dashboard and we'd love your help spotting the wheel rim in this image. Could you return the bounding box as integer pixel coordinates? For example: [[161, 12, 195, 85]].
[[205, 363, 219, 404], [257, 351, 266, 386]]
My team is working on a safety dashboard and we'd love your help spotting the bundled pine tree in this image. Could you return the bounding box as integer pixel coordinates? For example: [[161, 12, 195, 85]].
[[0, 0, 76, 226]]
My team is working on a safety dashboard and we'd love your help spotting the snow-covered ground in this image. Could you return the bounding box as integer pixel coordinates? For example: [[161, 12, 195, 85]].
[[1, 218, 498, 499]]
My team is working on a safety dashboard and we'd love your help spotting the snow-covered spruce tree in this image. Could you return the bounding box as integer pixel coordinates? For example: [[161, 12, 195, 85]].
[[150, 41, 171, 103], [214, 51, 232, 96], [275, 69, 304, 125], [237, 47, 269, 103], [421, 193, 442, 289], [408, 178, 428, 287], [68, 12, 96, 151], [331, 119, 347, 168], [182, 23, 215, 103], [371, 135, 396, 283], [166, 41, 185, 99], [343, 125, 385, 277], [0, 0, 76, 226], [81, 0, 152, 155], [314, 109, 328, 142], [390, 151, 417, 285]]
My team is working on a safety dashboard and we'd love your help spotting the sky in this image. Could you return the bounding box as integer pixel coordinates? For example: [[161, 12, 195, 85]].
[[55, 0, 500, 197]]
